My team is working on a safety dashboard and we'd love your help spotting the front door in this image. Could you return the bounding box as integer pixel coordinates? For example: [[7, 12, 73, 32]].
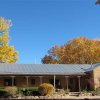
[[69, 77, 79, 92]]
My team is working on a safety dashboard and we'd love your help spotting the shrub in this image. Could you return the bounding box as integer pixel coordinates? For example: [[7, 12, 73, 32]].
[[65, 89, 70, 94], [0, 89, 7, 97], [90, 90, 96, 96], [28, 87, 40, 96], [0, 87, 5, 90], [5, 86, 17, 97], [38, 83, 54, 96], [57, 89, 65, 95], [95, 87, 100, 96], [18, 87, 39, 96], [96, 87, 100, 92]]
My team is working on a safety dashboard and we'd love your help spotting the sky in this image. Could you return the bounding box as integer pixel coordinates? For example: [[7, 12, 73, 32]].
[[0, 0, 100, 64]]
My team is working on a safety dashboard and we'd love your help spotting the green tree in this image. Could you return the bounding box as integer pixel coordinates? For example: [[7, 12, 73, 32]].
[[42, 37, 100, 64]]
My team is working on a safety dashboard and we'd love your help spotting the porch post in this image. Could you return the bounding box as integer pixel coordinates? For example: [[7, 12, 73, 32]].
[[54, 75, 56, 92], [26, 76, 29, 87], [78, 76, 81, 93], [11, 76, 15, 86], [39, 76, 43, 84], [65, 76, 69, 90]]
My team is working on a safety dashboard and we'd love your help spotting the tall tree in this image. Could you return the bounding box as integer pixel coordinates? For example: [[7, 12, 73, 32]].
[[96, 0, 100, 4], [42, 37, 100, 64], [0, 17, 18, 63]]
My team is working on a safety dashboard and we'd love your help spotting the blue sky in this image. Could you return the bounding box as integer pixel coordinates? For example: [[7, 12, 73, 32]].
[[0, 0, 100, 64]]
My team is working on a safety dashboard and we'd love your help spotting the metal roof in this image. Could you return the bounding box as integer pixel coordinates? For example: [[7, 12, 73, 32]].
[[85, 63, 100, 72], [0, 64, 93, 76]]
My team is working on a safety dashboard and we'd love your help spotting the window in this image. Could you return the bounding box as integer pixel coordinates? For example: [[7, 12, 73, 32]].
[[4, 79, 16, 86], [31, 79, 35, 85], [49, 79, 61, 88]]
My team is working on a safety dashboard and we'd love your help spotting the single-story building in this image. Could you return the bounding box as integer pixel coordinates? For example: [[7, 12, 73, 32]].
[[0, 63, 100, 92]]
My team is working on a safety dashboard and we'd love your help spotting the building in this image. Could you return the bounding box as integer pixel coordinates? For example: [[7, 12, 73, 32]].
[[0, 63, 100, 92]]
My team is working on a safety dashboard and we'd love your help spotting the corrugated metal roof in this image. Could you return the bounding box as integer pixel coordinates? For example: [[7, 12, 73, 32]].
[[85, 63, 100, 72], [0, 64, 92, 75]]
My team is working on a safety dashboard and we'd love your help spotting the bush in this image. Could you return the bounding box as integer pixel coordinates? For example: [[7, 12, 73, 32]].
[[0, 89, 7, 97], [28, 87, 40, 96], [95, 87, 100, 96], [5, 86, 17, 97], [38, 83, 54, 96], [0, 87, 5, 90], [20, 88, 32, 96], [65, 89, 70, 94], [57, 89, 65, 95], [18, 87, 40, 96], [96, 87, 100, 92]]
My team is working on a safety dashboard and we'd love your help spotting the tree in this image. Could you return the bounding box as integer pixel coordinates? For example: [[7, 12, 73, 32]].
[[96, 0, 100, 4], [42, 55, 58, 64], [42, 37, 100, 64], [0, 17, 18, 63]]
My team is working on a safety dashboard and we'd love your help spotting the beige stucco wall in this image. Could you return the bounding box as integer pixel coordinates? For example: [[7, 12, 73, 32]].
[[93, 66, 100, 89]]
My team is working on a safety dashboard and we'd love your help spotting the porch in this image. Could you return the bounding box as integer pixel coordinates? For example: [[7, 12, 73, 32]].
[[0, 75, 92, 92]]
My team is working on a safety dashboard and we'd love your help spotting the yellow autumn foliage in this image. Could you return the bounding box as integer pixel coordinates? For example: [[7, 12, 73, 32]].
[[0, 17, 12, 32], [42, 37, 100, 64], [0, 45, 18, 63], [39, 83, 54, 96], [0, 17, 18, 63], [0, 36, 3, 42]]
